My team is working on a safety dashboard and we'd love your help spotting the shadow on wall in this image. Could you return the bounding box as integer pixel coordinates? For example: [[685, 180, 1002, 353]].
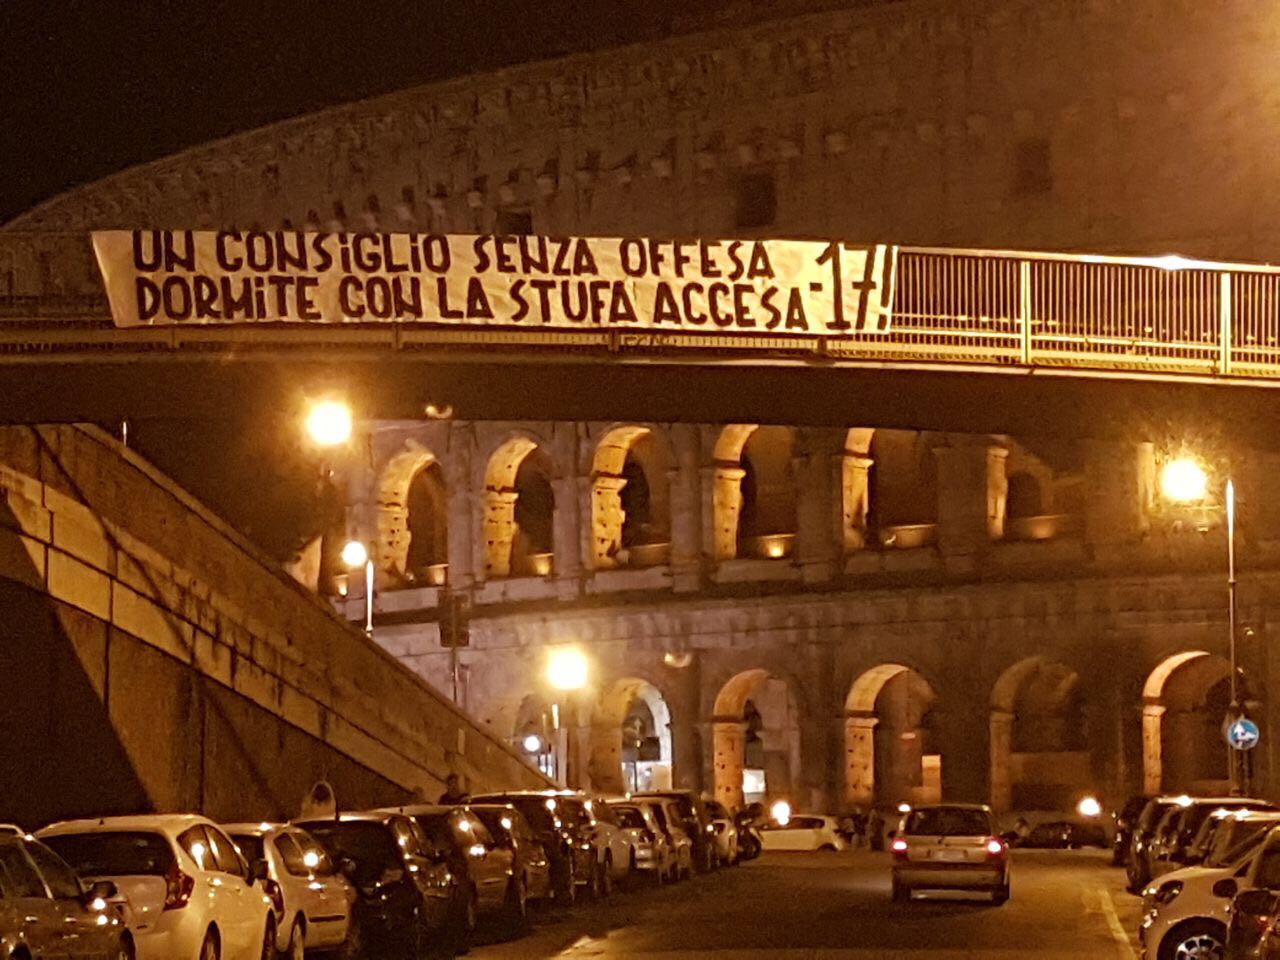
[[0, 437, 416, 830]]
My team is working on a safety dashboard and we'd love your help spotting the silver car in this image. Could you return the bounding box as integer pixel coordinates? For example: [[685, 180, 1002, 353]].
[[891, 804, 1010, 904]]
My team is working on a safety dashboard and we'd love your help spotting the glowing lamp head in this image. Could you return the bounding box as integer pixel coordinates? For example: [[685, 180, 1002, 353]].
[[1160, 457, 1208, 503], [522, 734, 543, 754], [546, 647, 589, 691], [340, 540, 369, 569], [770, 800, 792, 827], [1076, 796, 1102, 819], [304, 399, 353, 447]]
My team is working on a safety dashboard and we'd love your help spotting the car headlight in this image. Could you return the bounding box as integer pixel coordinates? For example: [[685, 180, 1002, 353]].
[[1153, 881, 1183, 906]]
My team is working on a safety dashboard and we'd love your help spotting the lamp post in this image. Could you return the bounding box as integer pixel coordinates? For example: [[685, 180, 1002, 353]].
[[1160, 456, 1246, 793], [546, 647, 589, 787], [341, 539, 375, 636]]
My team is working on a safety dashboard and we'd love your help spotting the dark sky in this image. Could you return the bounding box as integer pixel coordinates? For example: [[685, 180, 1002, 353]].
[[0, 0, 874, 223]]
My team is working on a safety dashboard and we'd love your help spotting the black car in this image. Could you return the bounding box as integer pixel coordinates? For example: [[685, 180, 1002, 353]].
[[297, 812, 461, 960], [635, 791, 716, 873], [1112, 795, 1149, 866], [1016, 821, 1108, 849], [470, 792, 594, 904]]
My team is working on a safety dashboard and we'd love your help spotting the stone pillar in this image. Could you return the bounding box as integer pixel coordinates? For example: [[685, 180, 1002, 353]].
[[934, 436, 1008, 572], [552, 475, 583, 594], [844, 714, 878, 807], [668, 425, 703, 592], [587, 718, 626, 795], [989, 709, 1014, 813], [795, 443, 838, 582], [839, 454, 874, 552], [588, 474, 627, 569], [712, 720, 747, 811], [1142, 703, 1165, 796], [443, 487, 475, 589], [481, 490, 518, 578], [1082, 440, 1153, 548], [710, 466, 745, 561]]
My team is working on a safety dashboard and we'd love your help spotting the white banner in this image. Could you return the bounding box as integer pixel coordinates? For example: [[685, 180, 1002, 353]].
[[92, 230, 896, 336]]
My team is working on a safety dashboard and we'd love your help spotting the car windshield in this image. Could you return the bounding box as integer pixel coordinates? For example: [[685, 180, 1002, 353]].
[[229, 833, 265, 863], [410, 813, 454, 849], [904, 808, 991, 837], [40, 831, 175, 877], [1206, 819, 1278, 868], [300, 821, 400, 879], [614, 807, 647, 830]]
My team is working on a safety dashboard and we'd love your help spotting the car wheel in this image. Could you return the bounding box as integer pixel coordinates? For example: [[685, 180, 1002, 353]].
[[1161, 920, 1227, 960], [283, 919, 304, 960], [260, 917, 277, 960], [200, 930, 220, 960], [891, 880, 910, 903]]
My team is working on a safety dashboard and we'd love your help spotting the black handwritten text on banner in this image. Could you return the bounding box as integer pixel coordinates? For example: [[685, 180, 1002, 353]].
[[92, 230, 896, 336]]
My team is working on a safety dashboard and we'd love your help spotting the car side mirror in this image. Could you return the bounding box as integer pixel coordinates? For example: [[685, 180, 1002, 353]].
[[249, 858, 269, 883], [1212, 878, 1238, 899]]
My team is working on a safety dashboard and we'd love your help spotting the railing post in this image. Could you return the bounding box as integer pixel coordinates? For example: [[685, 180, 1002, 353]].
[[1219, 272, 1233, 376], [1019, 260, 1032, 366]]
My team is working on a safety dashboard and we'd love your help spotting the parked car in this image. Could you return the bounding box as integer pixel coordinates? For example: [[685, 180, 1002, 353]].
[[607, 801, 675, 884], [703, 800, 739, 866], [634, 791, 716, 873], [296, 812, 460, 959], [469, 804, 554, 905], [382, 804, 527, 934], [760, 815, 848, 853], [1138, 811, 1280, 960], [632, 798, 694, 880], [1115, 795, 1152, 866], [1149, 798, 1274, 881], [468, 792, 593, 905], [0, 832, 130, 960], [39, 814, 276, 960], [890, 804, 1010, 904], [224, 822, 355, 960], [1015, 820, 1108, 850], [1129, 797, 1192, 893]]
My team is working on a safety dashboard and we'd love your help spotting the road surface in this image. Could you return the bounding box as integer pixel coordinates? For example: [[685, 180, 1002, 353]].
[[469, 848, 1141, 960]]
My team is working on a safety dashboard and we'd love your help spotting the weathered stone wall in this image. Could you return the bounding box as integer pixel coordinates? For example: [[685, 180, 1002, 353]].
[[10, 0, 1280, 265], [0, 425, 549, 828]]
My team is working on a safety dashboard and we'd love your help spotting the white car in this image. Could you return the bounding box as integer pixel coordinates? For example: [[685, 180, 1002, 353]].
[[890, 804, 1009, 904], [39, 815, 275, 960], [760, 814, 848, 853], [582, 797, 636, 886], [704, 800, 740, 866], [632, 798, 694, 879], [607, 801, 676, 883], [1140, 811, 1280, 960], [224, 823, 355, 960]]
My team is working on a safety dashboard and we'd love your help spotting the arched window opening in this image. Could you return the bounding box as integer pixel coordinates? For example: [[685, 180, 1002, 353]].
[[619, 456, 654, 548], [714, 425, 797, 561], [867, 430, 938, 550], [588, 678, 674, 794], [405, 462, 448, 583], [512, 458, 554, 576], [483, 438, 556, 579], [713, 669, 802, 811], [591, 426, 671, 569], [843, 664, 941, 810], [1142, 652, 1243, 796]]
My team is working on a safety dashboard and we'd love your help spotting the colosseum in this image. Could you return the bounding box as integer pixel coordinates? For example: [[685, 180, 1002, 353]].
[[10, 0, 1280, 815]]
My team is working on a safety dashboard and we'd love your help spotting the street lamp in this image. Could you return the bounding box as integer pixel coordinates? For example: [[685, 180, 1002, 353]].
[[545, 647, 589, 787], [304, 398, 354, 448], [342, 539, 375, 636], [1160, 455, 1244, 793]]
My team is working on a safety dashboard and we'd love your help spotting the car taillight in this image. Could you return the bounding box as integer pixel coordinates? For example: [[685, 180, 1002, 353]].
[[163, 864, 195, 911], [891, 838, 909, 859], [264, 879, 285, 916], [985, 838, 1006, 858]]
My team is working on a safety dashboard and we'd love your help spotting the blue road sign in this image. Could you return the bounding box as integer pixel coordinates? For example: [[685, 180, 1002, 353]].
[[1226, 717, 1261, 751]]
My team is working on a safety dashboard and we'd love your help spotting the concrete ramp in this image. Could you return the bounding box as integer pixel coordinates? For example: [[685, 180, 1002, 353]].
[[0, 424, 548, 827]]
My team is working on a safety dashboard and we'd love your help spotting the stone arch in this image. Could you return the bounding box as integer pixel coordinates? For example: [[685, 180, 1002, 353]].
[[377, 444, 443, 581], [988, 656, 1087, 813], [590, 425, 672, 569], [711, 424, 798, 561], [1142, 651, 1234, 795], [589, 676, 674, 793], [844, 663, 940, 809], [713, 668, 801, 811], [483, 436, 556, 578], [866, 430, 939, 548]]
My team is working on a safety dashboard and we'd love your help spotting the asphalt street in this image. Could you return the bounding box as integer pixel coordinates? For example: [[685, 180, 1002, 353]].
[[469, 849, 1142, 960]]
